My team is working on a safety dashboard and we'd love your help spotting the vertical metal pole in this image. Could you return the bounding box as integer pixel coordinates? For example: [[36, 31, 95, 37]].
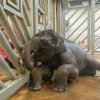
[[91, 0, 95, 54], [30, 0, 34, 37], [32, 0, 38, 34], [53, 0, 57, 31], [47, 0, 50, 29], [87, 4, 91, 52], [56, 0, 62, 35], [61, 7, 64, 37], [63, 11, 66, 39]]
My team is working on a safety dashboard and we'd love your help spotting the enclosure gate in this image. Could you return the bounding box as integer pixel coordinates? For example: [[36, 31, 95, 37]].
[[0, 0, 53, 99], [0, 0, 32, 99], [64, 3, 100, 54]]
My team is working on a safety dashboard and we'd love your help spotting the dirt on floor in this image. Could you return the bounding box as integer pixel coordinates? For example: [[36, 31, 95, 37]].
[[8, 55, 100, 100]]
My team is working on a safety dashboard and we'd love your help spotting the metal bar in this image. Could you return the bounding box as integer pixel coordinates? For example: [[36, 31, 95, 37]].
[[95, 35, 100, 41], [65, 9, 88, 33], [67, 10, 78, 21], [79, 36, 87, 45], [83, 45, 88, 49], [30, 0, 34, 37], [95, 26, 100, 32], [53, 0, 57, 31], [67, 6, 88, 10], [63, 11, 66, 38], [64, 10, 70, 16], [18, 19, 31, 41], [95, 16, 100, 22], [0, 31, 23, 73], [0, 81, 6, 89], [95, 45, 100, 50], [91, 0, 95, 54], [41, 0, 43, 10], [23, 3, 31, 26], [74, 27, 87, 41], [32, 0, 38, 33], [0, 71, 30, 100], [0, 5, 21, 56], [38, 6, 44, 15], [24, 0, 31, 10], [95, 41, 100, 47], [94, 38, 100, 46], [95, 42, 100, 48], [94, 37, 99, 43], [44, 0, 47, 15], [0, 55, 17, 80], [38, 0, 40, 8], [9, 15, 27, 45], [47, 0, 50, 29], [42, 0, 45, 11], [67, 18, 88, 39], [95, 7, 100, 13], [56, 0, 62, 34], [87, 5, 91, 52]]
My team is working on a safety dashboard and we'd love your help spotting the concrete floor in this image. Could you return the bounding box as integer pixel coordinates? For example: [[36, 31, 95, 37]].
[[8, 55, 100, 100]]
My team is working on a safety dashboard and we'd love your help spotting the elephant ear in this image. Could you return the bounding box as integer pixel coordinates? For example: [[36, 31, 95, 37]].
[[40, 39, 55, 49], [54, 38, 66, 54], [40, 38, 66, 54]]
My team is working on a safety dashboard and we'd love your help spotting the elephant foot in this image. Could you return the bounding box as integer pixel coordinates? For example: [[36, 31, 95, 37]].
[[29, 84, 42, 91], [53, 84, 68, 92]]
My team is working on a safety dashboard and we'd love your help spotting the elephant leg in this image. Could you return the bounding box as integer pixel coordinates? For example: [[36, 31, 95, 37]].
[[79, 54, 99, 76], [29, 67, 43, 91], [53, 64, 79, 92], [79, 67, 96, 76], [29, 65, 52, 91]]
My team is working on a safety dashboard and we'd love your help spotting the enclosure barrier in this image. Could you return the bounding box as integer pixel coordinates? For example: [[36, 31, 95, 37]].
[[0, 0, 54, 99], [0, 1, 31, 99], [65, 2, 100, 54]]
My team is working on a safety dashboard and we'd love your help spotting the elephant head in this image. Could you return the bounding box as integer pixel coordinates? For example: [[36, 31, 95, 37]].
[[21, 30, 66, 70]]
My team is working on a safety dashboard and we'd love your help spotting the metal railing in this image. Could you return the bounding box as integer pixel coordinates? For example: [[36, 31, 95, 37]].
[[0, 0, 54, 99], [65, 8, 88, 50], [0, 1, 31, 99], [94, 6, 100, 53], [65, 4, 100, 54]]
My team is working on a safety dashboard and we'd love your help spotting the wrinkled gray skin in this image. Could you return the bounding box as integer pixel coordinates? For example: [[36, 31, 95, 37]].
[[22, 29, 100, 92]]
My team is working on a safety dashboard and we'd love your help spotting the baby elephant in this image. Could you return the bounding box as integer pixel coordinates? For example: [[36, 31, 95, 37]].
[[22, 29, 100, 92]]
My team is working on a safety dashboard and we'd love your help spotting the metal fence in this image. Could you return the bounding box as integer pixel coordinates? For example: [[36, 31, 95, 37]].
[[38, 0, 48, 30], [64, 3, 100, 54], [65, 7, 88, 51], [0, 0, 54, 99], [0, 0, 32, 99], [94, 5, 100, 53]]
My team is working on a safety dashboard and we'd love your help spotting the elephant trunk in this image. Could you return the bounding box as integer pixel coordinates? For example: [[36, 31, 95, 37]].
[[22, 41, 34, 70]]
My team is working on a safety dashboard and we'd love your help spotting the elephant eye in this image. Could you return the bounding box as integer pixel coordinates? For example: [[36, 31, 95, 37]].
[[30, 51, 35, 57]]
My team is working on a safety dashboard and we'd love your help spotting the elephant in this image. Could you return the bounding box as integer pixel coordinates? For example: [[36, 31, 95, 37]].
[[21, 29, 100, 92]]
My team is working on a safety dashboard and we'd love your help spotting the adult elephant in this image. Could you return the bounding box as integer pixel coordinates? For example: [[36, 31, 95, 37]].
[[21, 29, 100, 92]]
